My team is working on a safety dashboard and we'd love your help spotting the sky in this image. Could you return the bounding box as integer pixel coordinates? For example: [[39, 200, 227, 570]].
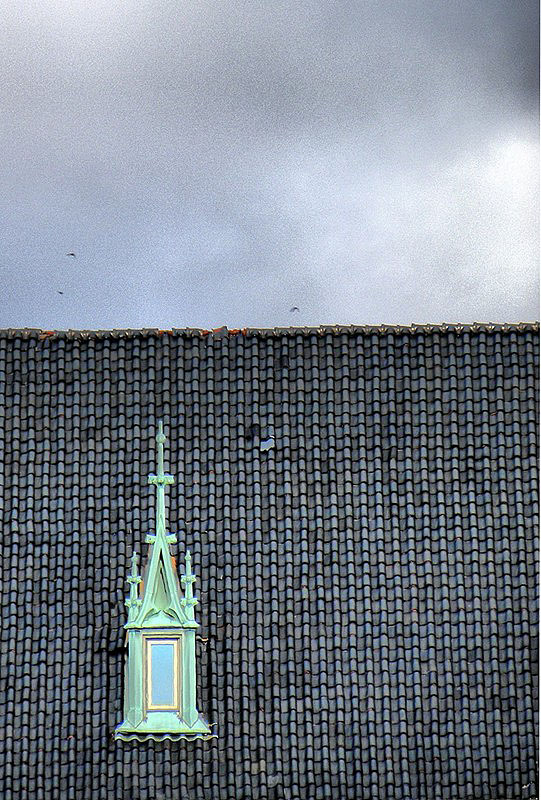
[[0, 0, 538, 329]]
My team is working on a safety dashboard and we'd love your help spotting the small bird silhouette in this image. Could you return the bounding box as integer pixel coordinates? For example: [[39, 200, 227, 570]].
[[290, 306, 299, 312], [66, 252, 76, 258], [57, 291, 64, 295]]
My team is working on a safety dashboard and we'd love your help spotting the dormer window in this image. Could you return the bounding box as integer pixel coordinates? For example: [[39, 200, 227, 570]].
[[115, 423, 214, 742], [146, 636, 180, 710]]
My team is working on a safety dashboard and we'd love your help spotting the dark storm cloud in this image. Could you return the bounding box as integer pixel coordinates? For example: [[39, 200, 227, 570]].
[[0, 0, 537, 328]]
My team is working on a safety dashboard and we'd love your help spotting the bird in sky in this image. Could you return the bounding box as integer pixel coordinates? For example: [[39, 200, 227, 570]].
[[66, 252, 76, 258], [290, 306, 299, 312], [57, 291, 64, 295]]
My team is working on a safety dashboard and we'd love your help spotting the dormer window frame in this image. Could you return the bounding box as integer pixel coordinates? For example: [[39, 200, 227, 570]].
[[144, 633, 182, 712]]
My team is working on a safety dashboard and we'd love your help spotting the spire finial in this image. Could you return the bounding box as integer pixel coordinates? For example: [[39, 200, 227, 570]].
[[147, 421, 176, 544], [156, 420, 166, 477], [126, 550, 142, 621], [181, 549, 198, 620]]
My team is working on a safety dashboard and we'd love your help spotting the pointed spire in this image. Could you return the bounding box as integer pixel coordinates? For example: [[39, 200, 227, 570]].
[[125, 551, 142, 622], [181, 550, 198, 621], [125, 421, 189, 629], [147, 420, 176, 544]]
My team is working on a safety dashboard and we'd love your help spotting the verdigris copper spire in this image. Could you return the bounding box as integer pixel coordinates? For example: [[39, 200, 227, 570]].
[[115, 422, 213, 741], [128, 421, 186, 630], [146, 421, 176, 545]]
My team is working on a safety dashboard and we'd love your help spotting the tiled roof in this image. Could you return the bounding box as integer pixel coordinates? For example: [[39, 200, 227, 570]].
[[0, 324, 538, 800], [1, 321, 539, 339]]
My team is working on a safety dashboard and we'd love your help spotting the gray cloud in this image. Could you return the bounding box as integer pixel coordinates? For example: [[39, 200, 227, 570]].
[[0, 0, 537, 328]]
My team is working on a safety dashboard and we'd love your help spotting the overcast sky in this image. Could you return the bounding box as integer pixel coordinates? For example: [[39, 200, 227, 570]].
[[0, 0, 538, 329]]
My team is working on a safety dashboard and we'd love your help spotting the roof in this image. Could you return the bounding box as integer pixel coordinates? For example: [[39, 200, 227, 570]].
[[1, 321, 538, 339], [0, 324, 538, 799]]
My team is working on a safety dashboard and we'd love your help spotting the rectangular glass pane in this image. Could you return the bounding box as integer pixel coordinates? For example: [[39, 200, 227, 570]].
[[150, 642, 175, 706]]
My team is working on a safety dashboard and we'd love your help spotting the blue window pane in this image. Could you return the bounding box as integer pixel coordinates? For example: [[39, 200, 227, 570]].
[[150, 642, 175, 706]]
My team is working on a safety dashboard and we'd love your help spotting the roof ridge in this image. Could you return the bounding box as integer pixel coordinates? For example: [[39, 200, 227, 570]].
[[0, 322, 538, 339]]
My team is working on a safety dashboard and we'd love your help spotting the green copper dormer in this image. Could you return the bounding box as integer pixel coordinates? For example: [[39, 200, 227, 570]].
[[115, 422, 214, 742]]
